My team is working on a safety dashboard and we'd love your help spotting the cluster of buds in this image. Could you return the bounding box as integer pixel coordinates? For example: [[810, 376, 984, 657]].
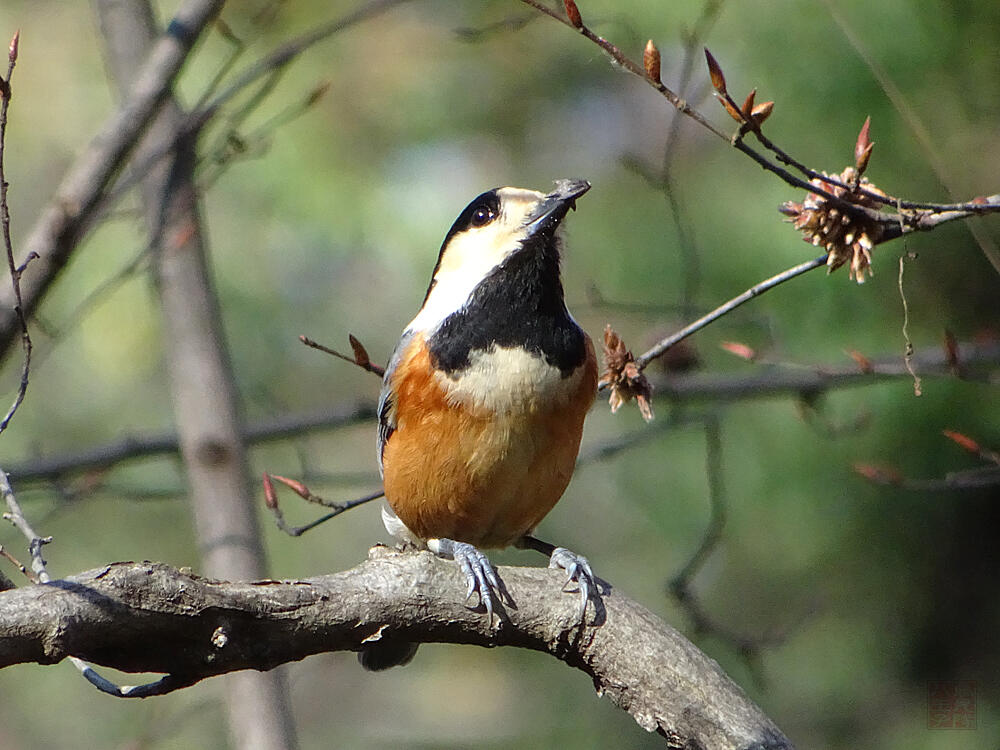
[[599, 326, 653, 422], [779, 118, 887, 283], [704, 48, 774, 131], [780, 166, 887, 283]]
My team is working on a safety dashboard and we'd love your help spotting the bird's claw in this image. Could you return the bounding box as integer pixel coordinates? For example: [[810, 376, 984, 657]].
[[430, 538, 501, 622], [549, 547, 596, 621]]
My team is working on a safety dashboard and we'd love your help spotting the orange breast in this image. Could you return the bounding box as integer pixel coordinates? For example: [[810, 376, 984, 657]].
[[381, 335, 597, 548]]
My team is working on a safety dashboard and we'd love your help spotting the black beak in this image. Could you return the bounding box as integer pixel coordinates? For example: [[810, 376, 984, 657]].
[[525, 179, 590, 234]]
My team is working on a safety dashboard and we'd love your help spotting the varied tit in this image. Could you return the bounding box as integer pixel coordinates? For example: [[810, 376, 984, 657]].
[[361, 179, 598, 671]]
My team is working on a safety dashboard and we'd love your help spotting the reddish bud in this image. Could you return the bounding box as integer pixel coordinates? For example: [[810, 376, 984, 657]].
[[564, 0, 583, 28], [720, 341, 756, 361], [853, 463, 903, 485], [717, 94, 744, 123], [262, 473, 278, 509], [704, 48, 727, 94], [942, 429, 980, 454], [846, 349, 873, 373], [643, 40, 661, 84], [349, 334, 370, 368], [751, 100, 774, 126], [854, 116, 873, 173], [9, 30, 18, 63], [741, 88, 756, 119], [272, 474, 311, 500]]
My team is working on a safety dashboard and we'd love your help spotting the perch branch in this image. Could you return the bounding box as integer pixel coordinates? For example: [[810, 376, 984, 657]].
[[0, 554, 794, 749]]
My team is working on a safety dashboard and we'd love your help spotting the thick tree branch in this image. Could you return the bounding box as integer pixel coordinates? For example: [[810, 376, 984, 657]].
[[0, 552, 794, 749]]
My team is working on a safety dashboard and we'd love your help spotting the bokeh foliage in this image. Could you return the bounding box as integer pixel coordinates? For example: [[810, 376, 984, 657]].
[[0, 1, 997, 748]]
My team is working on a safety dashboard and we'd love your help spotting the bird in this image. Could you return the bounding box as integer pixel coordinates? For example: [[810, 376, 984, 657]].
[[360, 179, 598, 670]]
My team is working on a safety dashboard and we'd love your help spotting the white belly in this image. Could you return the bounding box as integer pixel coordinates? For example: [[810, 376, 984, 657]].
[[433, 345, 583, 416]]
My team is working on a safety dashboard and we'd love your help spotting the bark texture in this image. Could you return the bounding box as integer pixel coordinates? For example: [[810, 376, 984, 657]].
[[0, 550, 795, 750]]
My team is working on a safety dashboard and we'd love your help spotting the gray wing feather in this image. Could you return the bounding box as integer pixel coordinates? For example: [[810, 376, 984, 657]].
[[376, 330, 415, 479]]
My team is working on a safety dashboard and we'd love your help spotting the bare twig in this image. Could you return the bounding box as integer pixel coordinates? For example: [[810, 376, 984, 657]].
[[301, 334, 385, 377], [653, 338, 1000, 402], [0, 0, 226, 360], [520, 1, 1000, 244], [897, 252, 921, 397], [822, 0, 1000, 274], [67, 656, 196, 698], [855, 463, 1000, 492], [633, 254, 827, 370], [0, 543, 33, 584], [0, 31, 32, 435], [1, 471, 52, 583], [6, 401, 375, 483], [264, 472, 383, 537], [671, 415, 725, 595]]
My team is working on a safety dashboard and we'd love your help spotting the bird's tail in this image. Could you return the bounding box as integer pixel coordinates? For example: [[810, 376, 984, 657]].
[[358, 640, 419, 671]]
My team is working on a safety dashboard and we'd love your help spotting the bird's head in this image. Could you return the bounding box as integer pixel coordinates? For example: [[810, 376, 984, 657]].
[[408, 179, 590, 333]]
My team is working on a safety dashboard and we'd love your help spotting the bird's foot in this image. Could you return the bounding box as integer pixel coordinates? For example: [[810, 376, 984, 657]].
[[427, 538, 504, 622], [549, 547, 596, 621]]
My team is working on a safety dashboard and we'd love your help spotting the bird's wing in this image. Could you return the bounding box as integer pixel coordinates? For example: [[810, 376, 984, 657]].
[[376, 330, 415, 479]]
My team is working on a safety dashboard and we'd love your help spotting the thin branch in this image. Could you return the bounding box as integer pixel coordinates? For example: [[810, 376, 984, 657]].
[[0, 557, 796, 748], [634, 254, 827, 370], [897, 252, 921, 396], [520, 0, 727, 139], [265, 476, 384, 537], [0, 543, 33, 584], [0, 31, 32, 435], [821, 0, 1000, 274], [671, 415, 725, 593], [1, 470, 52, 583], [0, 0, 226, 360], [301, 334, 385, 377], [520, 1, 1000, 243], [855, 463, 1000, 492], [652, 339, 1000, 402], [10, 336, 997, 488], [5, 401, 375, 483]]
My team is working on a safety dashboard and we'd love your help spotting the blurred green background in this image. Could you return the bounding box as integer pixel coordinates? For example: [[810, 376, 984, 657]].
[[0, 1, 997, 748]]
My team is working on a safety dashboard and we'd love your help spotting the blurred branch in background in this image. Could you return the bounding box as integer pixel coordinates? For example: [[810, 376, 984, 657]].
[[6, 401, 375, 484], [0, 0, 225, 360], [0, 0, 410, 363], [96, 1, 298, 746], [856, 429, 1000, 492], [0, 31, 32, 436], [8, 336, 996, 489]]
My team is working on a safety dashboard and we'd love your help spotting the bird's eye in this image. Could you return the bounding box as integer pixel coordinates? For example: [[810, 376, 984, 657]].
[[470, 204, 495, 227]]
